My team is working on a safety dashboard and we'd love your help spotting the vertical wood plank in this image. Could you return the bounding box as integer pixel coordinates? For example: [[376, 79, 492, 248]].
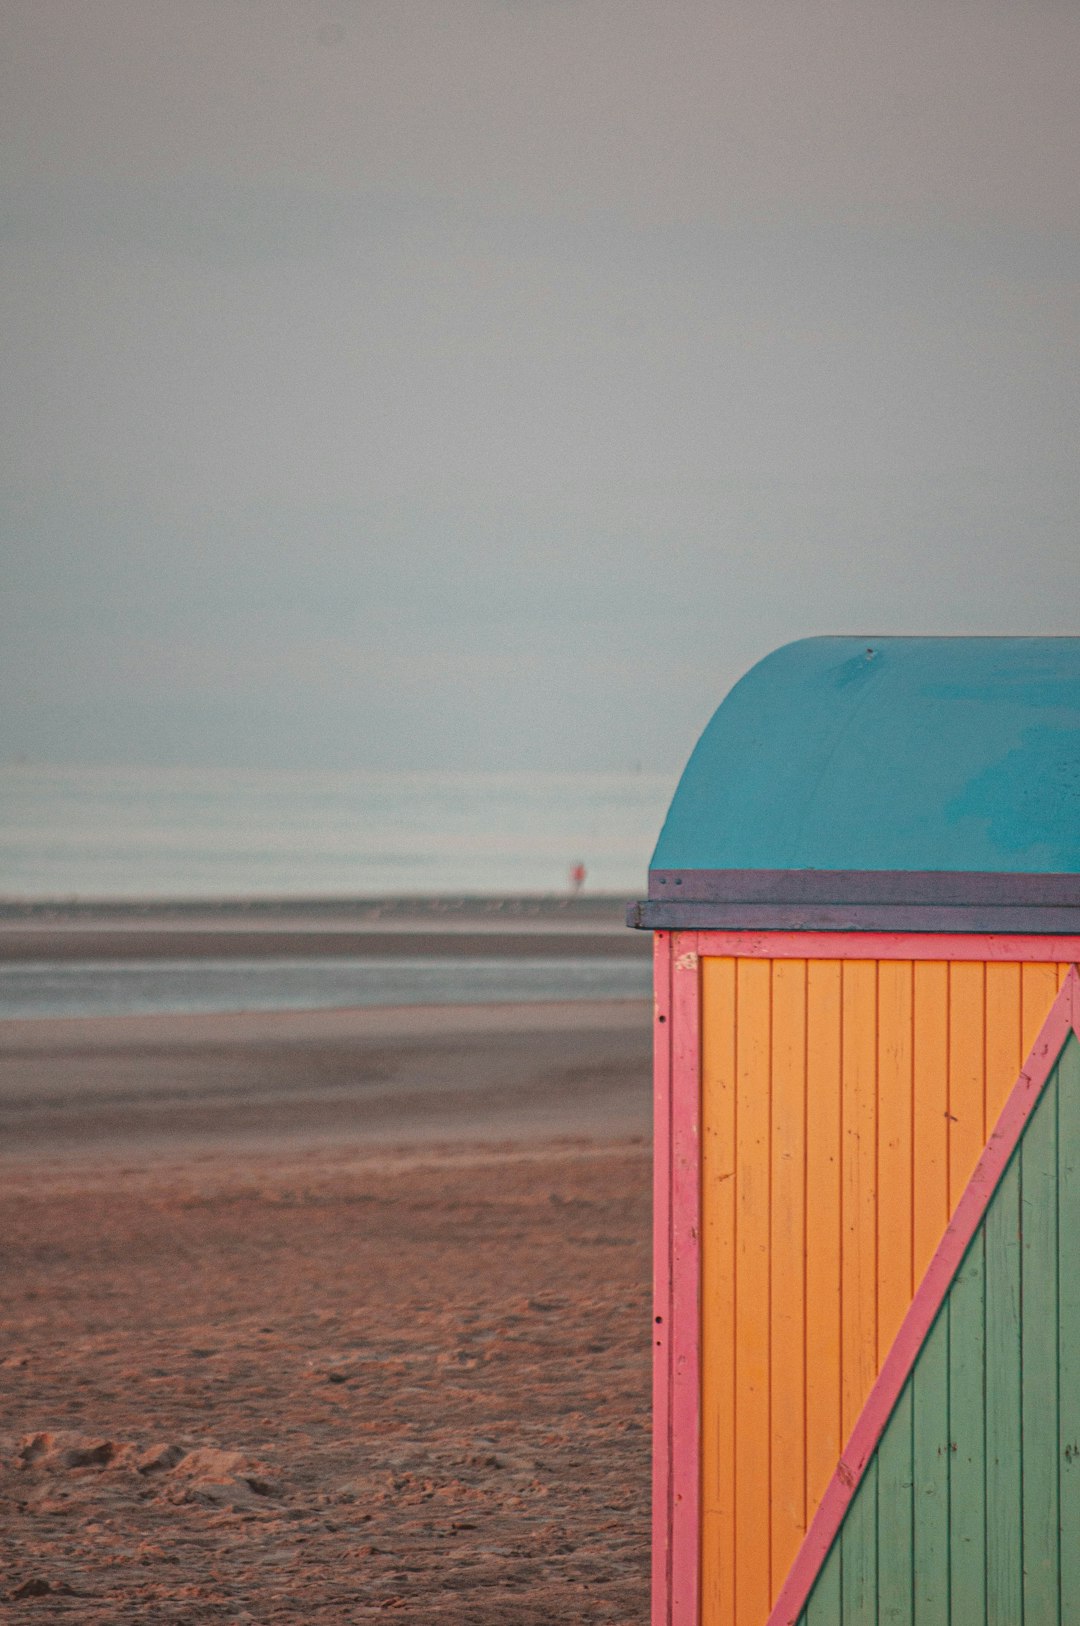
[[802, 1532, 842, 1626], [652, 932, 674, 1626], [911, 1308, 950, 1621], [876, 1383, 915, 1626], [841, 1454, 878, 1626], [877, 960, 914, 1359], [734, 956, 772, 1626], [1022, 961, 1060, 1057], [700, 956, 737, 1626], [913, 963, 950, 1285], [1058, 1036, 1080, 1622], [949, 960, 987, 1211], [948, 1227, 987, 1623], [670, 936, 702, 1626], [770, 958, 808, 1601], [805, 961, 843, 1525], [985, 1154, 1023, 1626], [842, 960, 879, 1440], [985, 961, 1022, 1132], [1021, 1056, 1059, 1626]]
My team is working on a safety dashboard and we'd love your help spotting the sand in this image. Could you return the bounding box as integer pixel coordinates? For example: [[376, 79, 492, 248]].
[[0, 1000, 651, 1162], [0, 897, 646, 964], [0, 996, 653, 1622], [0, 930, 646, 963]]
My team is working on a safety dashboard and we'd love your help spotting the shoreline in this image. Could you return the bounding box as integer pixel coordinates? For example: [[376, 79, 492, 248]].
[[0, 927, 646, 962], [0, 892, 636, 923], [0, 894, 648, 963]]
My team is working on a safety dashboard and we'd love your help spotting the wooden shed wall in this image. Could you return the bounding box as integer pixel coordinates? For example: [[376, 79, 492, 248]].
[[795, 1032, 1080, 1626], [698, 953, 1073, 1626]]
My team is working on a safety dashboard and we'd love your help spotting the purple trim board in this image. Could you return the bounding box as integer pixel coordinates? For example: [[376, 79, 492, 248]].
[[631, 869, 1080, 933]]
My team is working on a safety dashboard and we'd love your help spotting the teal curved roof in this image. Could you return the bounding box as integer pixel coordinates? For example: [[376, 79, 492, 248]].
[[652, 636, 1080, 874]]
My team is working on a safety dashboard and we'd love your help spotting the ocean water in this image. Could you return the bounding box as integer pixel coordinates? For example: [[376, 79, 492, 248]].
[[0, 956, 650, 1020], [0, 765, 673, 901]]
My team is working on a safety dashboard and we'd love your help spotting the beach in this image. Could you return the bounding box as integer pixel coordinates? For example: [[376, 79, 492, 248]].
[[0, 905, 652, 1621], [0, 894, 646, 967]]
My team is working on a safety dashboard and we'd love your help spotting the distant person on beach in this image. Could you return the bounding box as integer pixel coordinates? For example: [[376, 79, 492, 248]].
[[569, 862, 586, 896]]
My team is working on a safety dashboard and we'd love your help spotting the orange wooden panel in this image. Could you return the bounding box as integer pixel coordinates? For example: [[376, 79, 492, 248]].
[[876, 960, 913, 1359], [769, 960, 808, 1597], [733, 957, 772, 1625], [1022, 962, 1060, 1054], [985, 961, 1022, 1131], [948, 961, 987, 1210], [912, 961, 950, 1285], [700, 957, 736, 1626], [803, 961, 843, 1522], [840, 960, 878, 1440]]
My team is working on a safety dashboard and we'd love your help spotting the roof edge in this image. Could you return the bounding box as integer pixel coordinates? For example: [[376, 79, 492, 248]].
[[628, 868, 1080, 932]]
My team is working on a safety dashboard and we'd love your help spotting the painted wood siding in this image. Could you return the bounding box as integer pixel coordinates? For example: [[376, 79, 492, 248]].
[[699, 956, 1072, 1626], [795, 1032, 1080, 1625]]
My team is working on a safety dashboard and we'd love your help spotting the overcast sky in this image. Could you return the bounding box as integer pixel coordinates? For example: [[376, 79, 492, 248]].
[[3, 0, 1078, 773]]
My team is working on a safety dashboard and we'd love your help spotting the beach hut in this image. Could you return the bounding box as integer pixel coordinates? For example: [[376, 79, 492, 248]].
[[629, 636, 1080, 1626]]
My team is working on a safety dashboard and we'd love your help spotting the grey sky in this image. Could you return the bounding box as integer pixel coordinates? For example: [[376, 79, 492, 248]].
[[3, 0, 1078, 772]]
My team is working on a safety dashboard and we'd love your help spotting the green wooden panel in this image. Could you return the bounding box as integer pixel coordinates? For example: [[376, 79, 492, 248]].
[[801, 1531, 842, 1626], [876, 1384, 913, 1625], [1021, 1055, 1060, 1626], [841, 1454, 878, 1626], [912, 1309, 951, 1622], [985, 1154, 1023, 1626], [1059, 1038, 1080, 1617], [794, 1028, 1079, 1626], [949, 1225, 986, 1622]]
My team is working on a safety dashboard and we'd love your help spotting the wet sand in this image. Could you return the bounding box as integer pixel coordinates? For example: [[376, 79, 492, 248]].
[[0, 1000, 651, 1161], [0, 896, 646, 963], [0, 997, 653, 1621]]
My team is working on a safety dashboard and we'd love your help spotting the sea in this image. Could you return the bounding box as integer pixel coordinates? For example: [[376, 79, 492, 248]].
[[0, 764, 671, 901], [0, 764, 671, 1018]]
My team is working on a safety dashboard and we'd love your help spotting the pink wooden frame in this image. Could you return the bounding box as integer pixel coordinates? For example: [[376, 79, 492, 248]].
[[653, 931, 674, 1626], [654, 931, 703, 1626], [692, 931, 1080, 963], [654, 930, 1080, 1626], [766, 965, 1080, 1626]]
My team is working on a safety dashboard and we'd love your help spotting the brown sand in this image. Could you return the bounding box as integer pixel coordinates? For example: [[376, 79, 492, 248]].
[[0, 897, 646, 964], [0, 931, 646, 963], [0, 1001, 652, 1622], [0, 1001, 651, 1162]]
